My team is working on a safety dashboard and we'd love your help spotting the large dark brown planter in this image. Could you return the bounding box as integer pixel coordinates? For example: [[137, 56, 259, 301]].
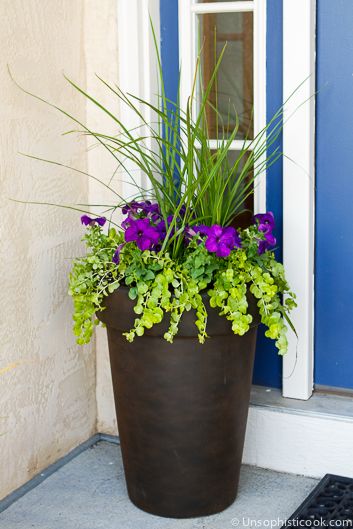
[[98, 286, 259, 519]]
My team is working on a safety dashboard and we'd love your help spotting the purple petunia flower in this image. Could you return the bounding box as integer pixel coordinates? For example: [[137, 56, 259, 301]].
[[257, 233, 277, 255], [156, 219, 167, 239], [121, 217, 132, 230], [203, 224, 241, 258], [156, 215, 176, 240], [194, 225, 210, 236], [121, 201, 142, 215], [124, 218, 160, 251], [184, 224, 209, 244], [254, 212, 276, 254], [81, 215, 106, 227], [184, 225, 198, 241], [145, 202, 161, 220], [112, 243, 125, 264], [254, 211, 275, 234], [121, 200, 161, 222]]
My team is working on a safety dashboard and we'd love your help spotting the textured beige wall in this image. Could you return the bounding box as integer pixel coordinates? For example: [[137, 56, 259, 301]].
[[0, 0, 119, 499], [84, 0, 119, 436]]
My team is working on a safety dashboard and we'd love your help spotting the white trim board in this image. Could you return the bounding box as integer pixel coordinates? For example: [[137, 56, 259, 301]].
[[253, 0, 267, 214], [244, 405, 353, 479], [244, 388, 353, 478], [192, 1, 255, 14], [117, 0, 160, 197], [282, 0, 316, 400]]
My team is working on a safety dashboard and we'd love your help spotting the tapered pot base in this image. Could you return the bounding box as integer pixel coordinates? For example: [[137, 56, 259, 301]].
[[127, 488, 238, 519], [98, 287, 258, 519]]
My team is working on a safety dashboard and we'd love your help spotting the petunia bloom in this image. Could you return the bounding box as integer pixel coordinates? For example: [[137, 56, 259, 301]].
[[184, 224, 209, 244], [254, 212, 275, 234], [254, 212, 276, 254], [258, 235, 276, 255], [121, 201, 143, 215], [112, 243, 125, 264], [121, 201, 161, 222], [203, 224, 241, 258], [121, 217, 131, 230], [81, 215, 106, 227], [145, 202, 161, 220], [124, 218, 160, 251], [156, 215, 175, 241]]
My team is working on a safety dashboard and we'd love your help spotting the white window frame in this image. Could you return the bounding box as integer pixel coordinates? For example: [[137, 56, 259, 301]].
[[178, 0, 267, 213]]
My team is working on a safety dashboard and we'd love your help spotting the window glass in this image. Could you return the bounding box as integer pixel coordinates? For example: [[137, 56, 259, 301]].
[[198, 11, 254, 140]]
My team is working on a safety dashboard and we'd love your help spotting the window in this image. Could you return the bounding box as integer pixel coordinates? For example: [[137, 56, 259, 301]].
[[178, 0, 267, 215]]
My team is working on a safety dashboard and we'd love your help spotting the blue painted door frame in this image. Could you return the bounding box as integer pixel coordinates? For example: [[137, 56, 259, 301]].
[[160, 0, 283, 388]]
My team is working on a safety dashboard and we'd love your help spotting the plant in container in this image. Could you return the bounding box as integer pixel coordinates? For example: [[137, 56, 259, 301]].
[[17, 36, 296, 518]]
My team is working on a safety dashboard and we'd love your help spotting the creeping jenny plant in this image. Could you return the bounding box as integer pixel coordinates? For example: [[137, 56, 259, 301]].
[[69, 207, 296, 354]]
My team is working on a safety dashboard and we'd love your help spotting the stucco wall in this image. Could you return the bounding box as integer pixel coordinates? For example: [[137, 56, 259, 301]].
[[84, 0, 119, 436], [0, 0, 119, 499]]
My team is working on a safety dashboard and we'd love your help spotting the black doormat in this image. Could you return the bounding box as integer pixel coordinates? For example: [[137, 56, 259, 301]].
[[283, 474, 353, 527]]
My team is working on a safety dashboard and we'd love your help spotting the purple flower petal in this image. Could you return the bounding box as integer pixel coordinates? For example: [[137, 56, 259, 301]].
[[81, 215, 93, 225], [189, 224, 210, 237], [203, 224, 241, 257], [81, 215, 106, 227], [264, 232, 276, 246], [216, 243, 232, 258], [123, 217, 160, 252], [143, 226, 160, 244], [205, 236, 219, 253], [112, 243, 125, 264], [155, 216, 176, 241], [137, 237, 153, 251], [210, 224, 224, 238], [121, 217, 132, 230], [254, 211, 276, 254], [258, 240, 268, 255], [257, 234, 276, 255], [157, 219, 167, 234], [121, 201, 161, 220], [124, 224, 138, 243], [254, 211, 275, 233], [232, 231, 242, 249]]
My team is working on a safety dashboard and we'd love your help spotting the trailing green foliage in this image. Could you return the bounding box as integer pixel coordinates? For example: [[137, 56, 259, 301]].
[[69, 225, 296, 354]]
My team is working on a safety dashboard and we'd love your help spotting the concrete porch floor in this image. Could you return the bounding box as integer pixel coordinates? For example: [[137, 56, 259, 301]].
[[0, 441, 318, 529]]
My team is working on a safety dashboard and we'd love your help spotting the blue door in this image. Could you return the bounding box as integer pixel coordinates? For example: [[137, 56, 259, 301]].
[[315, 0, 353, 391], [160, 0, 284, 388]]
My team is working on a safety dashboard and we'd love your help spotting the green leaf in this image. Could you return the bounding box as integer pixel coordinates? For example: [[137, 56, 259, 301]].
[[128, 287, 138, 300]]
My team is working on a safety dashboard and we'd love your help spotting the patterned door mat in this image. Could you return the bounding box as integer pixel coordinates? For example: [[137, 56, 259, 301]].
[[283, 474, 353, 527]]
